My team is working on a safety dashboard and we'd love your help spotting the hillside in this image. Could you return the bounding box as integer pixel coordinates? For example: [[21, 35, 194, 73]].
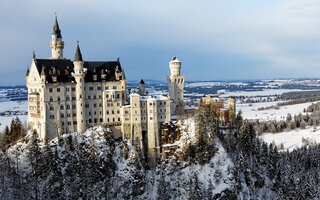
[[0, 121, 233, 199]]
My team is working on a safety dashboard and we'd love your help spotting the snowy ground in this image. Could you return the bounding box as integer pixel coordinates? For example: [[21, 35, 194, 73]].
[[238, 101, 317, 121], [260, 126, 320, 151], [0, 100, 28, 131], [220, 89, 307, 98]]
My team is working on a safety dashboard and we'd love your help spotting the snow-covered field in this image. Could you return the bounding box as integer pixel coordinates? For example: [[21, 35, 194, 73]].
[[260, 126, 320, 151], [239, 101, 317, 121], [0, 100, 28, 131]]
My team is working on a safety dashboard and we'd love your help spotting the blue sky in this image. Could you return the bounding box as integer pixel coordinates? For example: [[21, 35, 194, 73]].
[[1, 0, 320, 85]]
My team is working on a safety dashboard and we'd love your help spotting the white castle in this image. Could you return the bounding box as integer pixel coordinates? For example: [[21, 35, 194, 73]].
[[26, 17, 184, 164]]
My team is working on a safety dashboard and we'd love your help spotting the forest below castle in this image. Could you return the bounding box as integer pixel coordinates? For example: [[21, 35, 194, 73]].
[[0, 103, 320, 199]]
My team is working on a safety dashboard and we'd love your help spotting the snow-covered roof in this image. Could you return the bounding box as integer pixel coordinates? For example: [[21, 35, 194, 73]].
[[169, 57, 181, 63], [140, 94, 169, 101]]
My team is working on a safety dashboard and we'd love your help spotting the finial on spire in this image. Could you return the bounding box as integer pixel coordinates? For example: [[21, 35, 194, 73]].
[[52, 14, 62, 38], [33, 51, 36, 60], [74, 41, 83, 62]]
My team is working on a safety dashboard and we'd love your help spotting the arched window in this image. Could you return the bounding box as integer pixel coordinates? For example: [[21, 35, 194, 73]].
[[60, 105, 64, 110], [57, 96, 61, 101], [50, 96, 53, 102]]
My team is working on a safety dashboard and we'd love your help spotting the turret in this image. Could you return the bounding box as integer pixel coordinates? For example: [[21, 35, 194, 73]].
[[73, 41, 86, 133], [50, 15, 64, 59], [167, 57, 185, 115], [169, 57, 181, 76], [138, 79, 146, 96]]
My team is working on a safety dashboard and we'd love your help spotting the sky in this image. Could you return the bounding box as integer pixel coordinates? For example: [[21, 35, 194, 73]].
[[1, 0, 320, 85]]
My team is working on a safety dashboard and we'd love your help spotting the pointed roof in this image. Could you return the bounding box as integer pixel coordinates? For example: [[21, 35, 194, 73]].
[[52, 15, 62, 38], [26, 68, 30, 76], [140, 79, 145, 85], [74, 41, 83, 62], [121, 70, 126, 80], [41, 67, 45, 76]]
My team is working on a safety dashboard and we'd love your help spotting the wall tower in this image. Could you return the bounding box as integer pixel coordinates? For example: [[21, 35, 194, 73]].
[[50, 16, 65, 59], [167, 57, 185, 115], [73, 42, 86, 133]]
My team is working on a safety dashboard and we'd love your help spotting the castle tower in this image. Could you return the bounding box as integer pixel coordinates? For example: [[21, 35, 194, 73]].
[[130, 94, 143, 150], [138, 79, 146, 96], [228, 97, 236, 121], [50, 15, 65, 59], [73, 42, 86, 133], [121, 70, 127, 105], [167, 57, 185, 115], [147, 96, 160, 167]]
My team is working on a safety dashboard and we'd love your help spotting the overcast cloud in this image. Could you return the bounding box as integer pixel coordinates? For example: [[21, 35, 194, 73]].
[[1, 0, 320, 85]]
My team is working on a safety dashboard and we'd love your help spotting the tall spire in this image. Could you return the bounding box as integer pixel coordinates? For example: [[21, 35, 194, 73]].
[[52, 14, 62, 38], [74, 41, 83, 62]]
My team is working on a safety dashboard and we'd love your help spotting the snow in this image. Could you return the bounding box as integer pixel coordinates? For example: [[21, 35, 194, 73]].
[[260, 126, 320, 151], [239, 101, 316, 121]]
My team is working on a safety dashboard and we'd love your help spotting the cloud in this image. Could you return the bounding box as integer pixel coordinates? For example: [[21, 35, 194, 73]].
[[1, 0, 320, 84]]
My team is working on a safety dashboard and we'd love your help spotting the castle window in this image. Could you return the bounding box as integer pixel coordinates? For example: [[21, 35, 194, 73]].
[[72, 97, 76, 101], [73, 121, 77, 125], [100, 111, 102, 115], [50, 96, 53, 102], [72, 105, 76, 109], [57, 88, 60, 92], [106, 94, 109, 98], [117, 110, 120, 114], [71, 87, 75, 92], [49, 88, 53, 92], [73, 113, 76, 117], [116, 94, 120, 98], [99, 103, 102, 107], [106, 110, 109, 114], [160, 102, 162, 105], [118, 118, 120, 121], [50, 106, 54, 111], [67, 104, 70, 110], [149, 103, 152, 106], [89, 87, 93, 91], [57, 96, 61, 101], [107, 103, 110, 107], [125, 111, 128, 114], [67, 113, 71, 117], [68, 122, 71, 125], [112, 110, 114, 114], [94, 111, 96, 115], [94, 95, 96, 99], [89, 112, 91, 115], [61, 113, 64, 118], [89, 119, 92, 123], [85, 104, 89, 108], [105, 86, 109, 90], [66, 87, 70, 92], [113, 86, 117, 89], [150, 117, 153, 120], [164, 102, 166, 105], [60, 105, 64, 110], [50, 115, 54, 119], [61, 122, 64, 126], [113, 118, 115, 122], [99, 95, 102, 99], [100, 118, 103, 122], [97, 86, 101, 90], [107, 118, 109, 122], [88, 96, 91, 99], [66, 96, 70, 101], [94, 104, 97, 108]]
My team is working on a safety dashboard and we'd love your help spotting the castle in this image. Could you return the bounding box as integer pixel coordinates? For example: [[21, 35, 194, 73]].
[[26, 17, 184, 165]]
